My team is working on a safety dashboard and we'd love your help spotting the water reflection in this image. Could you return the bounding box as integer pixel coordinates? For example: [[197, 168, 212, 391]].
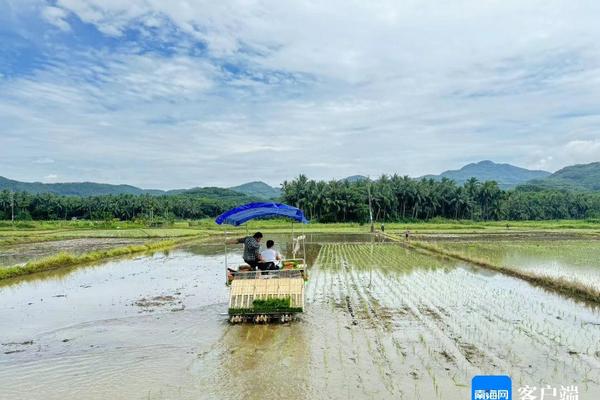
[[434, 239, 600, 291], [193, 323, 310, 400]]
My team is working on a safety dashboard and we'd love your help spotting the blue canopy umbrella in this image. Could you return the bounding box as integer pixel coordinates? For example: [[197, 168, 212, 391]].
[[216, 203, 308, 280], [215, 202, 309, 226]]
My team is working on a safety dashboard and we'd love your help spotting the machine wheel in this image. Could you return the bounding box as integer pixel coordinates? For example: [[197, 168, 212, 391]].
[[229, 315, 243, 324], [280, 314, 294, 323]]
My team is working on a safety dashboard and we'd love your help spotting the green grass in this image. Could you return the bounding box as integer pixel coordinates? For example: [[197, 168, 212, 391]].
[[0, 236, 202, 281]]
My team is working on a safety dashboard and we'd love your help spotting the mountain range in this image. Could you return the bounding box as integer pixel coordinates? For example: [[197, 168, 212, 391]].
[[0, 176, 164, 197], [1, 160, 599, 197], [518, 162, 600, 192], [0, 175, 281, 199], [422, 160, 551, 189]]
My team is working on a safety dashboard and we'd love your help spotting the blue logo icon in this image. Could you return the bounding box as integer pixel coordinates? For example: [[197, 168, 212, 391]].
[[472, 375, 512, 400]]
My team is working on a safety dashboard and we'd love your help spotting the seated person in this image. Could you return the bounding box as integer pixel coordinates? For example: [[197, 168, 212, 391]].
[[258, 240, 282, 271], [229, 232, 263, 270]]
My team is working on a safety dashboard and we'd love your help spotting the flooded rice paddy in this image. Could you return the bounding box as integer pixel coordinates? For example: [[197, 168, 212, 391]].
[[432, 239, 600, 292], [1, 233, 599, 399]]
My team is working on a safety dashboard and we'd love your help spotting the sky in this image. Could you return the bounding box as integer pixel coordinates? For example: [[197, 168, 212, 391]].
[[1, 0, 600, 189]]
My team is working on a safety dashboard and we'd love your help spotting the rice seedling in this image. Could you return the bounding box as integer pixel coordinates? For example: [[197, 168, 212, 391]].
[[312, 241, 600, 394], [382, 234, 600, 304]]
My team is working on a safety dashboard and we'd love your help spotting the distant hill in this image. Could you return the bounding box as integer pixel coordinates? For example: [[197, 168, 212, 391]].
[[520, 162, 600, 191], [0, 176, 278, 200], [177, 186, 254, 201], [0, 176, 163, 196], [422, 160, 551, 188], [341, 175, 368, 183], [229, 181, 281, 200]]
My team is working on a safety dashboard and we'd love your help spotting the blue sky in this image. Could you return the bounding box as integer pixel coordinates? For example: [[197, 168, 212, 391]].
[[1, 0, 600, 189]]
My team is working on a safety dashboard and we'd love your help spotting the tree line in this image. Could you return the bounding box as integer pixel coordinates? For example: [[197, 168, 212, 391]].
[[1, 175, 600, 222], [0, 190, 244, 222], [281, 175, 600, 222]]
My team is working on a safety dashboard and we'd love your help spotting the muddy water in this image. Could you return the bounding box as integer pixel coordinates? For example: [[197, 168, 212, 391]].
[[0, 238, 149, 267], [1, 235, 600, 399]]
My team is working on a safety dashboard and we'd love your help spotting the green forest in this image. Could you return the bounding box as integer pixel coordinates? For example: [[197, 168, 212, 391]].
[[280, 175, 600, 222], [0, 187, 249, 222], [1, 174, 600, 222]]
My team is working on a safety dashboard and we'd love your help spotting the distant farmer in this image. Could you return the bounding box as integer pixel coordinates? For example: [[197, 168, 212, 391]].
[[232, 232, 263, 270], [259, 239, 283, 270], [381, 223, 385, 232]]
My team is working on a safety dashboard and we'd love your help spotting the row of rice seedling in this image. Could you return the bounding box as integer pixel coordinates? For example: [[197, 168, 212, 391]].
[[345, 255, 473, 399], [318, 246, 464, 397], [313, 244, 475, 397], [381, 254, 600, 380], [404, 269, 586, 384], [312, 245, 406, 394], [311, 242, 600, 395], [306, 245, 405, 397], [341, 258, 402, 393]]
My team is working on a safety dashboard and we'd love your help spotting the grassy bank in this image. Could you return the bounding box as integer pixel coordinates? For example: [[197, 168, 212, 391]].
[[0, 236, 204, 281], [384, 234, 600, 304]]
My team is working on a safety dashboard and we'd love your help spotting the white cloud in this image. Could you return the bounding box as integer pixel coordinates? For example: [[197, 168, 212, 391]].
[[563, 139, 600, 165], [528, 139, 600, 171], [41, 6, 71, 31], [1, 1, 600, 187], [43, 174, 59, 181]]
